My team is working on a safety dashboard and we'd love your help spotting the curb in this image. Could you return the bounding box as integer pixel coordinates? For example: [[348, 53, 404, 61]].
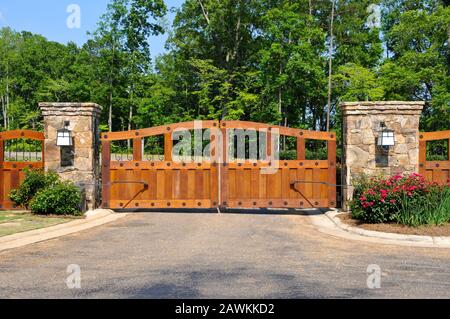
[[321, 210, 450, 248], [0, 209, 128, 252]]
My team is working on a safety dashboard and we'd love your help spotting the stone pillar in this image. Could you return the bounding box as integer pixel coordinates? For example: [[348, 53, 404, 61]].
[[341, 101, 424, 209], [39, 103, 102, 211]]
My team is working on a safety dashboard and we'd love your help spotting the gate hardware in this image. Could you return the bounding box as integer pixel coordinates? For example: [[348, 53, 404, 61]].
[[291, 181, 352, 188], [109, 181, 149, 188]]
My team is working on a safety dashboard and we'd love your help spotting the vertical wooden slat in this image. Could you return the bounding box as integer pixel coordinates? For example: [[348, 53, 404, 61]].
[[187, 169, 196, 199], [101, 140, 111, 208], [156, 170, 165, 200], [289, 169, 297, 199], [148, 169, 157, 200], [228, 169, 236, 200], [251, 168, 259, 199], [266, 130, 272, 161], [419, 139, 426, 176], [305, 169, 313, 198], [281, 168, 290, 201], [297, 137, 305, 160], [210, 127, 219, 206], [164, 133, 172, 161], [327, 139, 337, 207], [241, 169, 251, 199], [133, 138, 142, 161], [273, 170, 282, 199], [203, 170, 210, 201], [259, 171, 267, 200], [195, 169, 204, 200], [180, 169, 188, 200], [210, 165, 218, 206], [221, 128, 228, 206], [172, 169, 181, 199], [164, 170, 173, 201], [312, 168, 321, 203]]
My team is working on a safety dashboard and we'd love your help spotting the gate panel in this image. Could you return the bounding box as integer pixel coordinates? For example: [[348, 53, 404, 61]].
[[419, 131, 450, 185], [219, 121, 336, 209], [102, 121, 219, 209], [101, 120, 336, 210], [0, 130, 44, 210]]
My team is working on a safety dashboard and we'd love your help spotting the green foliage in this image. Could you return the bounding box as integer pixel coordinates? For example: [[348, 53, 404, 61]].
[[334, 63, 385, 102], [396, 186, 450, 226], [0, 0, 448, 136], [9, 169, 59, 209], [29, 181, 82, 216], [350, 173, 450, 226]]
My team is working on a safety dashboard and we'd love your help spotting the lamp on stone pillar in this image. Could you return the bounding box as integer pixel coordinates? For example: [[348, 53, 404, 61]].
[[39, 102, 102, 211], [377, 122, 395, 152], [56, 121, 73, 147]]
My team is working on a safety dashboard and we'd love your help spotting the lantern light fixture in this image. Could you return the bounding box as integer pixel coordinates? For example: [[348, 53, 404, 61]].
[[377, 122, 395, 147], [56, 121, 73, 147]]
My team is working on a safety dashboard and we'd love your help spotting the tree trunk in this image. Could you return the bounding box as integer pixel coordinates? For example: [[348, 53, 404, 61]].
[[326, 0, 336, 132], [108, 85, 113, 132], [1, 95, 6, 129], [6, 62, 10, 130]]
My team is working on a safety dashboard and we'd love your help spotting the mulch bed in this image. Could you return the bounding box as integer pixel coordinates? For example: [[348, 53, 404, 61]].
[[338, 213, 450, 237]]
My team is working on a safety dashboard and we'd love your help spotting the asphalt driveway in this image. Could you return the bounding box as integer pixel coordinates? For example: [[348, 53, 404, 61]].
[[0, 211, 449, 298]]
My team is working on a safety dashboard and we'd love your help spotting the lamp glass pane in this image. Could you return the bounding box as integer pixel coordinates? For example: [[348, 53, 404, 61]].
[[380, 131, 395, 146], [57, 130, 73, 146]]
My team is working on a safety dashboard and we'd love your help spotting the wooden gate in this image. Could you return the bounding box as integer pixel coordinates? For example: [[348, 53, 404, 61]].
[[0, 130, 45, 210], [220, 121, 336, 209], [419, 130, 450, 185], [101, 121, 336, 210], [101, 121, 219, 209]]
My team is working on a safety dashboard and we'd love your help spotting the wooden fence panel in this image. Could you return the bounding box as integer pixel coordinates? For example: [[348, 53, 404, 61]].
[[419, 131, 450, 185], [0, 130, 44, 210]]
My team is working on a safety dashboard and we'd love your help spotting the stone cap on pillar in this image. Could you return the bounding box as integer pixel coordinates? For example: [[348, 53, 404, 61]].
[[341, 101, 425, 116], [39, 102, 102, 117]]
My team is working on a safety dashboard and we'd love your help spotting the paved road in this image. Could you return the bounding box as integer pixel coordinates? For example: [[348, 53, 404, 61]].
[[0, 211, 449, 298]]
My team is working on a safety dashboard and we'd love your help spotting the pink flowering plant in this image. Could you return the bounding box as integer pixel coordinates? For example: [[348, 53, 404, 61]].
[[350, 173, 450, 226]]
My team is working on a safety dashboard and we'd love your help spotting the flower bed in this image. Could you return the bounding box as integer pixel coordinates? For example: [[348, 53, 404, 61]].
[[350, 173, 450, 226]]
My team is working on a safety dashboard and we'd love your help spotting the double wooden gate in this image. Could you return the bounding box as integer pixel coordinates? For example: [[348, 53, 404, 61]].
[[101, 121, 336, 210], [0, 130, 45, 210]]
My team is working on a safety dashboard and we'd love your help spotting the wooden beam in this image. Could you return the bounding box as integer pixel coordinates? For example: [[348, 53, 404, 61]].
[[133, 138, 142, 161], [327, 140, 337, 208], [164, 133, 172, 161], [101, 140, 111, 208]]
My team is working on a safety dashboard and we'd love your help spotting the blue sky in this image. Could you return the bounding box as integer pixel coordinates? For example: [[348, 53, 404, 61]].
[[0, 0, 184, 57]]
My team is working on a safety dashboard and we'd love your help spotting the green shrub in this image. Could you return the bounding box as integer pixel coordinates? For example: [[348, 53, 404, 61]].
[[29, 181, 82, 216], [350, 173, 450, 226], [9, 169, 59, 209], [396, 186, 450, 226]]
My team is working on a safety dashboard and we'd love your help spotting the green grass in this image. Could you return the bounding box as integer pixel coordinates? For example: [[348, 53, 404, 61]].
[[0, 211, 80, 237]]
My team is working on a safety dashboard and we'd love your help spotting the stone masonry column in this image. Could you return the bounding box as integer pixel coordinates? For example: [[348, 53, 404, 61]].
[[341, 101, 424, 209], [39, 103, 102, 211]]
